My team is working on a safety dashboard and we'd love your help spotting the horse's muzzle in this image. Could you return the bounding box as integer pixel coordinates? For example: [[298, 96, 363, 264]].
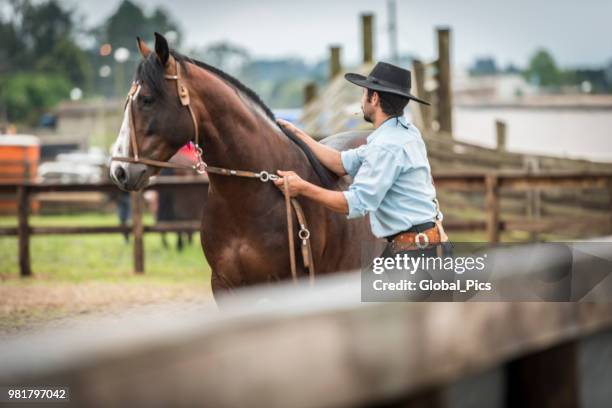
[[110, 162, 149, 191]]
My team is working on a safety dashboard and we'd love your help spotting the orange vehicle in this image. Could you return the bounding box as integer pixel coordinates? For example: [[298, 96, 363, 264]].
[[0, 134, 40, 214]]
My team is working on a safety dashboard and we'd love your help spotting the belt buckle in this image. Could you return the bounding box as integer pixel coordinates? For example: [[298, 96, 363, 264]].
[[415, 232, 429, 249]]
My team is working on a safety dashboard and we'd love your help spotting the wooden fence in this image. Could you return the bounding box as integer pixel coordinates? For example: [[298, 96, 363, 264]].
[[1, 240, 612, 407], [1, 170, 612, 277], [0, 176, 207, 277]]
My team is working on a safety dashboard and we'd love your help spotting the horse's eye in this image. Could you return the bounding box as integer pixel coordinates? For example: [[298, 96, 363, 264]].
[[141, 95, 154, 106]]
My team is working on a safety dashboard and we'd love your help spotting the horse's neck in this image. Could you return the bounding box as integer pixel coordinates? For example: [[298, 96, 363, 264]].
[[190, 69, 298, 197], [202, 111, 284, 170]]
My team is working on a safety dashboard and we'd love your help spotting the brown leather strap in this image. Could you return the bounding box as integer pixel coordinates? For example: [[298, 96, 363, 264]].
[[112, 156, 195, 170], [127, 83, 140, 160], [290, 198, 315, 285], [204, 166, 261, 179], [284, 178, 298, 282]]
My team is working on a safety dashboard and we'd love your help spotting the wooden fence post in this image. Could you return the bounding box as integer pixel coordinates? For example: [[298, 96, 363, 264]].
[[495, 120, 506, 152], [485, 174, 500, 243], [303, 82, 318, 105], [361, 14, 373, 64], [525, 156, 541, 242], [436, 27, 453, 136], [506, 340, 579, 408], [17, 185, 31, 277], [608, 178, 612, 234], [329, 46, 342, 79], [412, 59, 432, 134], [131, 191, 144, 274]]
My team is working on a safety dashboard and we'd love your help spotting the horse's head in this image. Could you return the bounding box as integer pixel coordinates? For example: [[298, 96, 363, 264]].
[[110, 33, 198, 191]]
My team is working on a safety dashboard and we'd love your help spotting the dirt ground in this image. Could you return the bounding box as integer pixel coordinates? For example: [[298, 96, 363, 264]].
[[0, 282, 214, 339]]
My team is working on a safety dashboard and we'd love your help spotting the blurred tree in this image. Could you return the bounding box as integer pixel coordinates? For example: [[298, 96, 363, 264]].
[[195, 42, 251, 75], [0, 0, 91, 124], [100, 1, 181, 50], [469, 57, 498, 76], [19, 0, 72, 60], [92, 1, 182, 97], [0, 73, 71, 123], [104, 0, 148, 49], [36, 38, 92, 87], [148, 7, 182, 46], [524, 49, 561, 87]]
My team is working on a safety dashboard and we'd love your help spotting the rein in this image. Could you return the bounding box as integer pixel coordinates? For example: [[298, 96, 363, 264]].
[[111, 59, 315, 284]]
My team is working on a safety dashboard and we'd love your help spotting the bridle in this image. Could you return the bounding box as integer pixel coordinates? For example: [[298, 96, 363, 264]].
[[111, 58, 315, 285], [112, 59, 207, 173]]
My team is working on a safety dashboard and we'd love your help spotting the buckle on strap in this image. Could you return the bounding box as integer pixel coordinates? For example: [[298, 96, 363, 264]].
[[415, 232, 430, 249]]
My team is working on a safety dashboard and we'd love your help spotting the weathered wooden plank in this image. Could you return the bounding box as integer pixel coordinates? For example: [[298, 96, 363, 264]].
[[0, 223, 201, 237], [329, 46, 341, 79], [495, 120, 506, 152], [131, 191, 144, 274], [304, 82, 318, 105], [361, 14, 373, 63], [506, 340, 579, 408], [30, 226, 129, 235], [608, 179, 612, 234], [436, 28, 452, 135], [1, 280, 611, 408], [0, 227, 17, 236], [16, 185, 31, 277], [485, 174, 500, 243]]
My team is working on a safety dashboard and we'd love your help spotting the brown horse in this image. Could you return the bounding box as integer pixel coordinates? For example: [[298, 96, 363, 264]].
[[109, 33, 381, 301]]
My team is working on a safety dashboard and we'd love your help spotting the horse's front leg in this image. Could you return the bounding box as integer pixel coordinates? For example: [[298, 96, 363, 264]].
[[211, 270, 235, 306]]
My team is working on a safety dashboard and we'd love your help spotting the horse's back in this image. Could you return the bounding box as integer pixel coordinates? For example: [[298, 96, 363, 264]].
[[319, 130, 371, 152]]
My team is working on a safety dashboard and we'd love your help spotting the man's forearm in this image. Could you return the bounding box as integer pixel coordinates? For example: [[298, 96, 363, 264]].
[[300, 181, 348, 214]]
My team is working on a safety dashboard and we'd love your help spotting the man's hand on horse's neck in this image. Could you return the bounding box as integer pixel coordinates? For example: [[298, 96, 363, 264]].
[[277, 119, 346, 177]]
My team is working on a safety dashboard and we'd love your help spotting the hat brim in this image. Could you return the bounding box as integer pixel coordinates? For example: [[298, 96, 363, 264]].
[[344, 73, 431, 106]]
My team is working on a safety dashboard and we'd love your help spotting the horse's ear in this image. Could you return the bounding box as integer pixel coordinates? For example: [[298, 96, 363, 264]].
[[136, 36, 151, 58], [154, 32, 169, 66]]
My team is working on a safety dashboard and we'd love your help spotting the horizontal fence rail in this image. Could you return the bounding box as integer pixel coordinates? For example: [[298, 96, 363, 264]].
[[1, 171, 612, 277], [1, 240, 612, 407]]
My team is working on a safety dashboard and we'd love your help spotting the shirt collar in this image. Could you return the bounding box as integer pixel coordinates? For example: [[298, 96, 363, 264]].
[[366, 115, 410, 143]]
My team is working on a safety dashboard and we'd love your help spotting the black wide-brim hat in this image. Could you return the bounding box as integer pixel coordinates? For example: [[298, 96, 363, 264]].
[[345, 61, 430, 106]]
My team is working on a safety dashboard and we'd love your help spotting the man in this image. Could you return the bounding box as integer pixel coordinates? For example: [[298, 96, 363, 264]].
[[274, 61, 446, 252]]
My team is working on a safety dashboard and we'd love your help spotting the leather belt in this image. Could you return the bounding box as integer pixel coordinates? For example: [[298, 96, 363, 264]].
[[388, 223, 441, 251]]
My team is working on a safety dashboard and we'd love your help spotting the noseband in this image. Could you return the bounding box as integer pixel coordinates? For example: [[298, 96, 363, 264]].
[[111, 59, 207, 173]]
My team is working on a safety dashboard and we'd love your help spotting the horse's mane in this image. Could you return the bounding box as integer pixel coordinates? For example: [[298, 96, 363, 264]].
[[135, 51, 336, 189]]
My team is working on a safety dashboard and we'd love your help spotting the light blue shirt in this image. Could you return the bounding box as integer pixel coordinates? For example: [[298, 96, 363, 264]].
[[341, 116, 439, 238]]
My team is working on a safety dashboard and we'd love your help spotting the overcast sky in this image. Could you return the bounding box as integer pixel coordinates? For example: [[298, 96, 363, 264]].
[[71, 0, 611, 69]]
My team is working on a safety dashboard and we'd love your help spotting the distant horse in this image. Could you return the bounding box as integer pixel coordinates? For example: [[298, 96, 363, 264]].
[[109, 33, 381, 301]]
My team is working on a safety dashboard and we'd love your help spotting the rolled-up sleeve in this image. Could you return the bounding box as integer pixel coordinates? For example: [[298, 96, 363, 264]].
[[340, 146, 364, 178], [342, 145, 402, 219]]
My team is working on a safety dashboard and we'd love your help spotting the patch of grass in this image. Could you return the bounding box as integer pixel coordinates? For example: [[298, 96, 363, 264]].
[[0, 213, 210, 284]]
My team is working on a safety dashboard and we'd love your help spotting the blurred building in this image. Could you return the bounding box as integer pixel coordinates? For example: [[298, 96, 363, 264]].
[[454, 72, 536, 103], [29, 99, 122, 161]]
